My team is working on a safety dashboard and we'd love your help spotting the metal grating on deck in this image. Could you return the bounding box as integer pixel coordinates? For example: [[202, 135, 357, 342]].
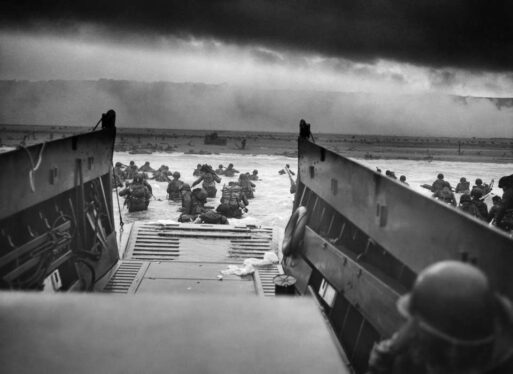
[[229, 237, 273, 259], [102, 261, 146, 294], [254, 265, 281, 296], [125, 222, 277, 263], [128, 223, 181, 261]]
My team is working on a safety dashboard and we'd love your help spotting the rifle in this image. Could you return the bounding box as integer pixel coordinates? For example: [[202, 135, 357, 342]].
[[285, 166, 297, 194]]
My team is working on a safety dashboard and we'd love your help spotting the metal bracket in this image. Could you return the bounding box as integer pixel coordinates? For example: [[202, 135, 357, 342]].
[[376, 203, 388, 227]]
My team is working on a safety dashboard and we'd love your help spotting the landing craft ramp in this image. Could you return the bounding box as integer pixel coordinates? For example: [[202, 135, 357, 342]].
[[96, 222, 283, 296]]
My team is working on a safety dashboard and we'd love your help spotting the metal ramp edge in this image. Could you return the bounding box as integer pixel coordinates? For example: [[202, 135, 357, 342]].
[[100, 260, 149, 294], [254, 265, 283, 297]]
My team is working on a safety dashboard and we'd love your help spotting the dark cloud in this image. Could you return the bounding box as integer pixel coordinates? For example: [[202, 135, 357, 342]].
[[2, 0, 512, 72]]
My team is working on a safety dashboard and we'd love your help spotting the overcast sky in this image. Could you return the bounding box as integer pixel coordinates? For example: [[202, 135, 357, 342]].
[[2, 1, 512, 97], [1, 1, 512, 137]]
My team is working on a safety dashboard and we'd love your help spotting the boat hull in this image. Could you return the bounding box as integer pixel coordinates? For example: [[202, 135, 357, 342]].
[[0, 118, 119, 291], [283, 131, 513, 373]]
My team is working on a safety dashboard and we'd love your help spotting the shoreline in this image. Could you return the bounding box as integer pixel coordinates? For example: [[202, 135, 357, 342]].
[[119, 139, 513, 164], [1, 125, 512, 164]]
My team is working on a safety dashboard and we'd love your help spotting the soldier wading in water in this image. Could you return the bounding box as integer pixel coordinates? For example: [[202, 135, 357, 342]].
[[119, 174, 152, 212]]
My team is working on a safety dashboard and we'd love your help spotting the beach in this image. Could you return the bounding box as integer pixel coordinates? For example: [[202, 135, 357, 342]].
[[2, 124, 512, 163]]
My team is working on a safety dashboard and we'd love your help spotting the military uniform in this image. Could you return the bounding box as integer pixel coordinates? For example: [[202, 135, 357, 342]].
[[139, 162, 155, 172], [239, 174, 255, 199], [119, 180, 151, 212], [220, 185, 248, 218], [196, 210, 228, 225], [495, 176, 513, 231], [192, 168, 221, 198], [367, 262, 513, 374], [224, 164, 239, 177], [455, 180, 470, 194]]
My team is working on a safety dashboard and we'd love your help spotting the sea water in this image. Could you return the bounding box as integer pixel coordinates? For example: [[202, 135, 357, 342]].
[[112, 152, 513, 231]]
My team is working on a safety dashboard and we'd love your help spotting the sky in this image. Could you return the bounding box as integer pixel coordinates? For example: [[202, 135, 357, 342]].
[[1, 1, 512, 135]]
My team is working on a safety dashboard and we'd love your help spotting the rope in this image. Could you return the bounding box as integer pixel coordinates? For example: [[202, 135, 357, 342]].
[[114, 179, 124, 232], [91, 117, 102, 131], [21, 143, 46, 192]]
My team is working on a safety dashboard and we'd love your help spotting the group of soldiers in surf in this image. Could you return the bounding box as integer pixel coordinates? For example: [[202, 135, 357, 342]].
[[379, 167, 513, 232], [113, 160, 260, 224], [176, 163, 258, 224], [426, 173, 513, 232]]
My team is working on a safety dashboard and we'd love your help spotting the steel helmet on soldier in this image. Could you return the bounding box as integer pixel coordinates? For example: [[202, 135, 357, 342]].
[[498, 175, 513, 188], [475, 178, 483, 185], [133, 173, 143, 183], [180, 183, 191, 192], [173, 171, 180, 178], [460, 194, 471, 203], [397, 261, 495, 344], [472, 189, 483, 199], [437, 173, 444, 179], [115, 162, 122, 167]]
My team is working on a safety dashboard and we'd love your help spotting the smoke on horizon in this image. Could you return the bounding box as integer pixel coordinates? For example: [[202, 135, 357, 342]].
[[1, 80, 511, 138]]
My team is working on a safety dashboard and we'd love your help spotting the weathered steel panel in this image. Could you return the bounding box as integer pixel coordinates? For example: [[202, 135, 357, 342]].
[[298, 139, 513, 298], [136, 278, 257, 295], [300, 227, 405, 335], [144, 261, 248, 281], [0, 127, 116, 220], [0, 293, 351, 374]]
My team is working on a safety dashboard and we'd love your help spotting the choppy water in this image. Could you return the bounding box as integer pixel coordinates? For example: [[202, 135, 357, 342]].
[[112, 152, 298, 230], [112, 152, 513, 231]]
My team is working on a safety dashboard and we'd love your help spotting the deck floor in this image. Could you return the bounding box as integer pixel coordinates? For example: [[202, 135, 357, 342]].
[[97, 222, 282, 296]]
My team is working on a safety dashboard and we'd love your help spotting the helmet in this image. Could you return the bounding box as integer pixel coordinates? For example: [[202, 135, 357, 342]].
[[472, 189, 483, 199], [397, 261, 495, 343], [492, 195, 501, 203], [475, 178, 483, 185], [218, 164, 224, 168], [460, 194, 471, 203], [228, 163, 234, 168], [115, 162, 122, 167], [216, 203, 230, 215], [173, 171, 180, 178], [437, 173, 444, 179], [133, 174, 143, 183], [130, 161, 135, 165], [193, 188, 207, 201], [460, 177, 466, 182], [180, 183, 191, 192], [498, 175, 513, 188], [400, 175, 406, 182], [253, 169, 258, 174]]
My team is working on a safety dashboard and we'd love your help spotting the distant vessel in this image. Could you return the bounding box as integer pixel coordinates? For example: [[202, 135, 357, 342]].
[[1, 116, 512, 373]]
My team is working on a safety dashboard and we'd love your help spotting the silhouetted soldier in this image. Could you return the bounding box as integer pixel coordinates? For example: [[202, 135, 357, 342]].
[[367, 261, 513, 374]]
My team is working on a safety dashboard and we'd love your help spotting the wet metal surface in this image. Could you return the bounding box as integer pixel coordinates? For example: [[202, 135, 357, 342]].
[[103, 222, 280, 296]]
